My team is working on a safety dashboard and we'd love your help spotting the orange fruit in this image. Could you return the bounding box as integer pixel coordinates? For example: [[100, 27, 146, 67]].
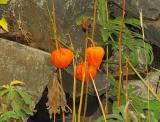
[[51, 48, 73, 68], [86, 47, 104, 68], [76, 62, 97, 81]]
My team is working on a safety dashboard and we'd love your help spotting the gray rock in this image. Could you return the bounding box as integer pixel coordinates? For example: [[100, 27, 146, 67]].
[[0, 38, 54, 103], [1, 0, 101, 53], [0, 38, 109, 102]]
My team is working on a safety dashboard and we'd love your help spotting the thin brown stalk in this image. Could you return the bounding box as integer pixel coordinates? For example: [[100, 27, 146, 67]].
[[118, 0, 126, 109], [78, 25, 89, 122], [62, 111, 65, 122], [106, 46, 109, 76], [90, 73, 107, 122], [77, 14, 91, 122], [140, 9, 150, 122], [58, 69, 62, 85], [127, 58, 160, 101], [45, 0, 59, 49], [91, 0, 97, 46], [83, 80, 89, 121], [72, 58, 77, 122], [54, 113, 56, 122], [105, 92, 108, 122], [77, 72, 85, 122], [52, 0, 58, 49], [125, 58, 129, 122]]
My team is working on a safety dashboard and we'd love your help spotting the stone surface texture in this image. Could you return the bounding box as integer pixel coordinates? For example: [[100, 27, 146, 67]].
[[0, 38, 54, 103]]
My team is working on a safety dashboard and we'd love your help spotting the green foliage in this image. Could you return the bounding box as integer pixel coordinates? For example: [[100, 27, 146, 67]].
[[75, 0, 157, 121], [97, 0, 153, 67], [105, 74, 160, 121], [0, 80, 34, 122], [95, 97, 160, 122]]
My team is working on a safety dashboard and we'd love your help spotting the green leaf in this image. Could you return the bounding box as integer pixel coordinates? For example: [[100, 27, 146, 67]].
[[16, 89, 32, 105], [94, 114, 124, 122], [0, 17, 8, 32], [125, 18, 141, 28], [16, 89, 34, 115], [97, 0, 107, 26], [0, 89, 9, 96], [6, 89, 18, 104], [0, 0, 9, 4], [11, 97, 24, 117], [0, 111, 20, 121], [143, 99, 160, 111]]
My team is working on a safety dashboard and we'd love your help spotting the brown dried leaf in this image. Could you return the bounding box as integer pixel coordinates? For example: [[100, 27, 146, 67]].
[[46, 73, 67, 118]]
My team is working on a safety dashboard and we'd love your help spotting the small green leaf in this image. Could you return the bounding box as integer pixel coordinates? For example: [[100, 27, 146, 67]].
[[16, 89, 34, 114], [0, 0, 9, 4], [0, 89, 9, 96], [94, 114, 124, 122], [0, 111, 20, 121], [0, 17, 8, 32], [16, 89, 32, 105]]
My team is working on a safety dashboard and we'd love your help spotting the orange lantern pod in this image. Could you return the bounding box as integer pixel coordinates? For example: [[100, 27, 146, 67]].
[[86, 47, 105, 68], [51, 48, 74, 68], [76, 62, 97, 81]]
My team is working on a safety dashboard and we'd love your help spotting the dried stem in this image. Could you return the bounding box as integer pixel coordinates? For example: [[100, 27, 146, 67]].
[[77, 73, 85, 122], [125, 57, 129, 122], [127, 57, 160, 101], [62, 111, 65, 122], [52, 0, 59, 49], [105, 92, 108, 122], [58, 69, 62, 85], [140, 10, 150, 122], [90, 73, 107, 122], [72, 57, 77, 122], [118, 0, 126, 109], [54, 113, 56, 122], [83, 80, 89, 121], [91, 0, 97, 47], [78, 23, 89, 122], [106, 46, 109, 76]]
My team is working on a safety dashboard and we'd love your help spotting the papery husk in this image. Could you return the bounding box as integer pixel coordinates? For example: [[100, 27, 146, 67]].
[[46, 73, 67, 118]]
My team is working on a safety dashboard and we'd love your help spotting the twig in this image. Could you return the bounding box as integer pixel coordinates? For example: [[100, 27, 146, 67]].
[[83, 80, 89, 121], [139, 10, 150, 122], [127, 57, 160, 101], [90, 73, 107, 122], [54, 113, 56, 122], [77, 72, 85, 122], [78, 29, 89, 122], [118, 0, 126, 109], [91, 0, 97, 46], [125, 57, 129, 122], [45, 0, 58, 49], [72, 57, 77, 122], [62, 111, 65, 122]]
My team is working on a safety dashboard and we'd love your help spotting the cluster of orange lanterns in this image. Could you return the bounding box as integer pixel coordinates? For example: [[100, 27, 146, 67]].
[[51, 46, 104, 82]]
